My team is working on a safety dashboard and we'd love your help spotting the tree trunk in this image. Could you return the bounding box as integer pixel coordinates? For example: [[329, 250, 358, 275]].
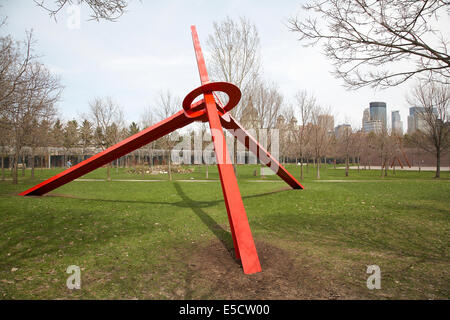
[[206, 165, 209, 179], [12, 151, 19, 184], [148, 148, 153, 169], [380, 155, 384, 177], [385, 160, 388, 176], [168, 150, 172, 181], [300, 159, 303, 180], [107, 163, 111, 181], [436, 149, 441, 178], [316, 157, 320, 179], [21, 154, 25, 177], [1, 156, 4, 181], [345, 155, 349, 177], [31, 151, 35, 179]]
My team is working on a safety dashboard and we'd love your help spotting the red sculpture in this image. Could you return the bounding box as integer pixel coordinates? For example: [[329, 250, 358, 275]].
[[20, 26, 304, 274]]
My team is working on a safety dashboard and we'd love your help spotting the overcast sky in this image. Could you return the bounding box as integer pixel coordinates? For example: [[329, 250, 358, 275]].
[[1, 0, 435, 131]]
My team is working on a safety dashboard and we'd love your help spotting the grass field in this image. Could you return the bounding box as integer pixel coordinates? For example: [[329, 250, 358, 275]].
[[0, 164, 449, 299]]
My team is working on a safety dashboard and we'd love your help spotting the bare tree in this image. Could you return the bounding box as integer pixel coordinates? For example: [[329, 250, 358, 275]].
[[89, 96, 124, 181], [310, 106, 333, 179], [276, 109, 292, 165], [293, 90, 314, 179], [337, 125, 353, 176], [0, 32, 34, 111], [0, 116, 11, 180], [373, 128, 396, 177], [288, 0, 450, 89], [154, 90, 180, 181], [207, 16, 261, 119], [4, 59, 60, 184], [248, 79, 284, 174], [34, 0, 128, 21], [406, 80, 449, 178], [207, 16, 262, 175], [140, 106, 156, 169], [250, 79, 284, 129], [364, 131, 378, 170], [352, 130, 364, 173]]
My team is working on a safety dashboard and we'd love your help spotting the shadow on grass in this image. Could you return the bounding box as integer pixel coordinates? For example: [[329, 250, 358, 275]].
[[173, 183, 235, 253], [0, 183, 292, 272], [0, 205, 155, 270], [48, 185, 293, 208]]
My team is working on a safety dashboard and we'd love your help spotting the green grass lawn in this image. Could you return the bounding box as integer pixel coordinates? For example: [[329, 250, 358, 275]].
[[3, 162, 449, 182], [0, 164, 449, 299]]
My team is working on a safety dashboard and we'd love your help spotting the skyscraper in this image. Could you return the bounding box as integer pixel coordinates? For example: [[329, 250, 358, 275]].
[[407, 106, 437, 134], [391, 110, 403, 134], [369, 102, 387, 129], [362, 108, 370, 128]]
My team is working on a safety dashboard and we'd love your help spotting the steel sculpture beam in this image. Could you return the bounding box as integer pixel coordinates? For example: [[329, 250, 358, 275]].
[[20, 26, 304, 275], [219, 113, 304, 190], [19, 110, 195, 196], [188, 26, 262, 274]]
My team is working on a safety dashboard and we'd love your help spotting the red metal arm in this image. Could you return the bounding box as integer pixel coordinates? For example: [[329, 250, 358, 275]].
[[19, 111, 194, 196], [190, 26, 261, 274], [220, 114, 304, 190]]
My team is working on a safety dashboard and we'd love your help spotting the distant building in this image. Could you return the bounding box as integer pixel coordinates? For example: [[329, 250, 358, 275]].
[[363, 120, 382, 134], [407, 106, 437, 134], [369, 102, 387, 129], [391, 110, 403, 135], [318, 114, 334, 135], [407, 115, 415, 134], [335, 124, 352, 139], [362, 108, 370, 128], [361, 102, 385, 134]]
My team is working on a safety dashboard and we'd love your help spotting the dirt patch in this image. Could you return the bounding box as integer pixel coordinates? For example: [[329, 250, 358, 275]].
[[182, 239, 353, 299]]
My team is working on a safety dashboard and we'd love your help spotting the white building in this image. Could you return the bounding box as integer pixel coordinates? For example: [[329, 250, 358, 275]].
[[363, 120, 382, 134]]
